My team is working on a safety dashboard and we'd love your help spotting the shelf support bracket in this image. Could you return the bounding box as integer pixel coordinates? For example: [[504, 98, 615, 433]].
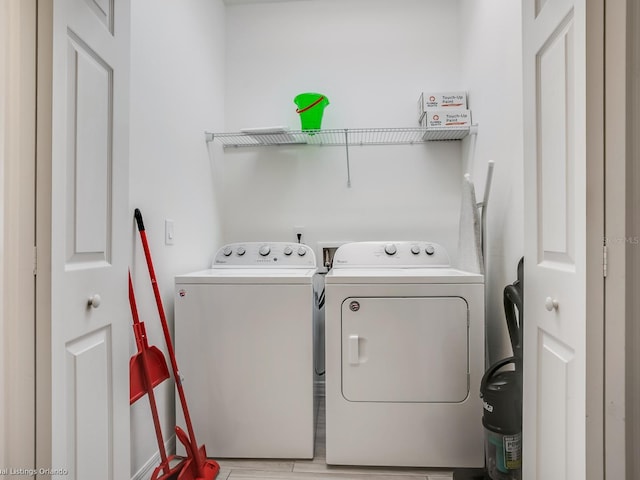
[[344, 129, 352, 187]]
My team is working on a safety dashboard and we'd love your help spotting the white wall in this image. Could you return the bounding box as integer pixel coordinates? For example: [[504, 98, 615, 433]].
[[458, 0, 524, 363], [221, 0, 466, 260], [129, 0, 226, 476]]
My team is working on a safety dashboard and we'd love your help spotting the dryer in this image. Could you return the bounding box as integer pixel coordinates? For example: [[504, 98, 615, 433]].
[[174, 242, 322, 459], [324, 241, 484, 467]]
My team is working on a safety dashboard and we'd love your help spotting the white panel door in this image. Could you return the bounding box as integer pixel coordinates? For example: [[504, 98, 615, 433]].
[[49, 0, 130, 478], [522, 0, 603, 479]]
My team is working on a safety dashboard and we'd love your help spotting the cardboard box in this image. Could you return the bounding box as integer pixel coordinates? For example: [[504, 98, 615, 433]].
[[423, 109, 472, 128], [417, 91, 467, 124]]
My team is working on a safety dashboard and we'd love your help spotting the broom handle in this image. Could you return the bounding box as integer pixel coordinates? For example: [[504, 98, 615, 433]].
[[134, 209, 204, 476]]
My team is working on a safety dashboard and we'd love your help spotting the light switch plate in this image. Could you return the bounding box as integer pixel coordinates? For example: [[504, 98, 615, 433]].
[[165, 219, 174, 245]]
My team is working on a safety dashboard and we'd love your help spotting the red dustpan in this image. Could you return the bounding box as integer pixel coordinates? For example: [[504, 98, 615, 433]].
[[134, 208, 220, 480], [129, 272, 184, 480], [129, 276, 170, 403]]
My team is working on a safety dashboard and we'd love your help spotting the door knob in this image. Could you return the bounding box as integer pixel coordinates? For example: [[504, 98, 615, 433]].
[[544, 296, 558, 312], [88, 294, 101, 309]]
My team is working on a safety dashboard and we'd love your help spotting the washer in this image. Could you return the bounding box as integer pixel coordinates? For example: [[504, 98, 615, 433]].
[[325, 241, 484, 467], [174, 242, 322, 459]]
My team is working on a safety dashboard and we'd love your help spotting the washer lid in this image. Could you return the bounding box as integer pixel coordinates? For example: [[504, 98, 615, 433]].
[[176, 268, 318, 284], [325, 267, 483, 284]]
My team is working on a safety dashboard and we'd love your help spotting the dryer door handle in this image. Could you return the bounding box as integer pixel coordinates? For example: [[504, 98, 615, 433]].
[[348, 335, 360, 365]]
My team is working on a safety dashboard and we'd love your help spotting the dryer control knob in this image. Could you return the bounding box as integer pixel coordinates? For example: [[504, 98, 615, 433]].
[[283, 246, 293, 256], [259, 245, 271, 256], [384, 243, 397, 255], [297, 247, 307, 256], [411, 245, 421, 255], [236, 247, 246, 256], [223, 246, 232, 256], [425, 245, 435, 255]]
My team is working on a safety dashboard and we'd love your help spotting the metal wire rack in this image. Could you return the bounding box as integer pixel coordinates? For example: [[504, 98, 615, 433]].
[[205, 127, 470, 148]]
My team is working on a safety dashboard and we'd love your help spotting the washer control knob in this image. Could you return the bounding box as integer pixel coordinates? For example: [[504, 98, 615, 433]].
[[425, 245, 435, 255], [236, 247, 246, 256], [384, 243, 397, 255], [259, 245, 271, 256], [283, 246, 293, 256], [411, 245, 421, 255], [297, 247, 307, 256], [222, 246, 232, 256]]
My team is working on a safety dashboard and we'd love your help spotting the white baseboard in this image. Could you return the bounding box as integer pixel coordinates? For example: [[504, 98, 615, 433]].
[[131, 435, 176, 480]]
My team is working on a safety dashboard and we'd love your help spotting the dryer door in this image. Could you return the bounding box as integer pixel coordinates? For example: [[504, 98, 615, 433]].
[[341, 296, 469, 403]]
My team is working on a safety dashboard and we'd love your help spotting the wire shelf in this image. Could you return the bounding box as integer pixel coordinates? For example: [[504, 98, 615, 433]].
[[206, 127, 470, 148]]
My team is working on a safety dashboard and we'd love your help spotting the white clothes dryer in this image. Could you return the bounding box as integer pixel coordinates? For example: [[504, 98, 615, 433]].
[[324, 241, 484, 467], [174, 242, 322, 459]]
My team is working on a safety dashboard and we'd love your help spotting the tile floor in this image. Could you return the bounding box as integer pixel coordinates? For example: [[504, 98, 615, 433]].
[[214, 397, 455, 480]]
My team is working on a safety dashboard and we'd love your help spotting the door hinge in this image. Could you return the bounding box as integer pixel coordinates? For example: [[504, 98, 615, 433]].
[[33, 246, 37, 276], [603, 244, 608, 278]]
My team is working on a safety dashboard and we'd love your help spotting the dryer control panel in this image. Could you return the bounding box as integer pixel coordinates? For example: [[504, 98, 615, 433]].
[[332, 241, 450, 268], [212, 242, 317, 267]]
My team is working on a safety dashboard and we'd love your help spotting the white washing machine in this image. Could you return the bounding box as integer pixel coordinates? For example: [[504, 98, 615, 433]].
[[325, 241, 484, 467], [174, 242, 322, 459]]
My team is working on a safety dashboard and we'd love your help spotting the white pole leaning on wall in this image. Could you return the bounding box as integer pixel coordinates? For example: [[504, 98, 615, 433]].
[[478, 160, 495, 269]]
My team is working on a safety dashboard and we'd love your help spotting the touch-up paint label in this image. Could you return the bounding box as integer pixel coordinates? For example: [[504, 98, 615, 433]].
[[424, 92, 467, 109], [424, 109, 471, 128], [418, 91, 467, 122]]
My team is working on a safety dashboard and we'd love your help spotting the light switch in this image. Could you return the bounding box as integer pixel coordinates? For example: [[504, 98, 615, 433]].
[[165, 219, 174, 245]]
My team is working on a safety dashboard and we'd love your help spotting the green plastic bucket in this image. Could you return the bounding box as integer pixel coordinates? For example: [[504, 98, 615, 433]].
[[294, 93, 329, 132]]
